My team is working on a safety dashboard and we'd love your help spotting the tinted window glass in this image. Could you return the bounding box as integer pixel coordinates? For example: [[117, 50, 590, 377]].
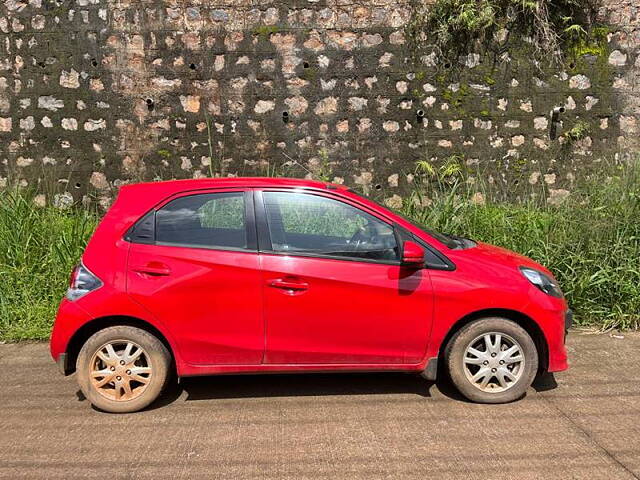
[[156, 192, 247, 249], [364, 196, 459, 248], [126, 210, 155, 244], [263, 192, 398, 261]]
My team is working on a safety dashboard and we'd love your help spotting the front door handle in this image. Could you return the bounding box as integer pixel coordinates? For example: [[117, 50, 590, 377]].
[[269, 278, 309, 291], [133, 263, 171, 276]]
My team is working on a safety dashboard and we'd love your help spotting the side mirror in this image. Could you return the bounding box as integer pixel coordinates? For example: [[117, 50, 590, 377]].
[[401, 240, 425, 267]]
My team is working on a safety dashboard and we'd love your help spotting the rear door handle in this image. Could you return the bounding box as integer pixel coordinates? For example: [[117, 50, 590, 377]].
[[133, 263, 171, 276], [269, 278, 309, 291]]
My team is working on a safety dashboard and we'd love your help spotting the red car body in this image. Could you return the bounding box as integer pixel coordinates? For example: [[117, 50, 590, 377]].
[[50, 178, 569, 379]]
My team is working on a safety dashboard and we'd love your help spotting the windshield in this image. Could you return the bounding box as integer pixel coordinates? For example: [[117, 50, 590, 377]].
[[359, 193, 472, 249], [389, 210, 460, 249]]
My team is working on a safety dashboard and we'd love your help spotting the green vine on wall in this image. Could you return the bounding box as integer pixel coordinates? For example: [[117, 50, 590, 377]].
[[406, 0, 602, 65]]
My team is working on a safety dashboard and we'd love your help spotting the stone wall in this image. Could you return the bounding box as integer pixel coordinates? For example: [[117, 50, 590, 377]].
[[0, 0, 638, 207]]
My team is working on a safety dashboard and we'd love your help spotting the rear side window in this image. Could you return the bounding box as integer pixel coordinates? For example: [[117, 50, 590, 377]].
[[155, 192, 247, 249]]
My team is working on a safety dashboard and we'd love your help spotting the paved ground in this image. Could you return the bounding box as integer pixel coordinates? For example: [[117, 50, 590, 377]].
[[0, 332, 639, 479]]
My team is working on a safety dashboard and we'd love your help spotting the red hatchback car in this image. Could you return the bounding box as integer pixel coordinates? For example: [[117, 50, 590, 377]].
[[50, 177, 571, 413]]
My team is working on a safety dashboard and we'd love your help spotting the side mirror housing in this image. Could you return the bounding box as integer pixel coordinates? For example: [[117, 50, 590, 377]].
[[401, 240, 425, 267]]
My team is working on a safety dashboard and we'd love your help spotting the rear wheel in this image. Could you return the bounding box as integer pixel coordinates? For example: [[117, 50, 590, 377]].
[[76, 326, 171, 413], [445, 318, 538, 403]]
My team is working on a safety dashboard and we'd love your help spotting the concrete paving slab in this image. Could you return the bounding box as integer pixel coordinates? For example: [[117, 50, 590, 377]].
[[0, 332, 639, 479]]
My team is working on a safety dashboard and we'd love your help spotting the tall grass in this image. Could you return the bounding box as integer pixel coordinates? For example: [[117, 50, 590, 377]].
[[0, 162, 638, 341], [402, 162, 640, 330], [0, 191, 97, 340]]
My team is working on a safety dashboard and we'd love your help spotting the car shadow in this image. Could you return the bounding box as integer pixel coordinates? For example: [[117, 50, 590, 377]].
[[532, 371, 558, 392], [78, 371, 559, 412], [148, 372, 443, 410]]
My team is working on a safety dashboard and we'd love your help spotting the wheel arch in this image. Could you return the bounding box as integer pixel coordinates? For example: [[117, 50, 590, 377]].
[[438, 308, 549, 373], [64, 315, 176, 375]]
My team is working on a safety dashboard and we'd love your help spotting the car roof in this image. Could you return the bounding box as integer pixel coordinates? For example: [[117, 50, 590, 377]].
[[120, 176, 349, 193]]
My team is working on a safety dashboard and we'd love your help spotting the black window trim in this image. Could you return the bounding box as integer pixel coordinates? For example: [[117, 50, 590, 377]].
[[418, 236, 456, 271], [254, 189, 404, 266], [399, 228, 456, 271], [124, 189, 258, 253], [124, 209, 156, 245]]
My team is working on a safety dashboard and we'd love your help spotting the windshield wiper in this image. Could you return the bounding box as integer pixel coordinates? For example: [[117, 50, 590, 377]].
[[442, 234, 476, 249]]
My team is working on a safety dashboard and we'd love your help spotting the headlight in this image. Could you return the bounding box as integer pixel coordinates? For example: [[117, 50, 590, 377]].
[[519, 267, 563, 298]]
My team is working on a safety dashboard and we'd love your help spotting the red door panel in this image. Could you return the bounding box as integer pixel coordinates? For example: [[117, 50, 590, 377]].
[[262, 254, 433, 364], [127, 244, 263, 365]]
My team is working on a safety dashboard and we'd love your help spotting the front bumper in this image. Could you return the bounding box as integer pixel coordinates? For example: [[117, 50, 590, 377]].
[[535, 302, 571, 373]]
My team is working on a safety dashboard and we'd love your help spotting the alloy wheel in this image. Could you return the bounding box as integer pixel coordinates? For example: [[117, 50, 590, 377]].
[[89, 340, 153, 402], [462, 332, 525, 393]]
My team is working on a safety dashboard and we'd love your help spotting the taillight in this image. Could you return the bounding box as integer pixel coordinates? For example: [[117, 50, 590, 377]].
[[66, 263, 103, 301]]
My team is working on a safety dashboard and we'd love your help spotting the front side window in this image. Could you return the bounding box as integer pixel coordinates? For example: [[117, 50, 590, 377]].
[[262, 192, 398, 261], [156, 192, 247, 249]]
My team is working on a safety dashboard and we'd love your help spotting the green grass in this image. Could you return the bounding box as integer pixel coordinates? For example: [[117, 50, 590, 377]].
[[0, 163, 638, 341], [0, 191, 98, 341], [401, 162, 640, 331]]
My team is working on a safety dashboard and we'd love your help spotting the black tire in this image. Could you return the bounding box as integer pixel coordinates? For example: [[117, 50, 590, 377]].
[[76, 326, 171, 413], [445, 318, 538, 404]]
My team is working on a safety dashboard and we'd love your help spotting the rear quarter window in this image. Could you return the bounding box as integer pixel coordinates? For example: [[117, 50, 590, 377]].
[[127, 192, 249, 250]]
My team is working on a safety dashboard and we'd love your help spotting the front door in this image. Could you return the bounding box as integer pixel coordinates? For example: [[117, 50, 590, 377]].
[[126, 190, 264, 366], [256, 190, 433, 365]]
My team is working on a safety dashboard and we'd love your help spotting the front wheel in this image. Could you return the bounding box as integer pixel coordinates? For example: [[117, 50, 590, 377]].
[[76, 326, 171, 413], [445, 318, 538, 403]]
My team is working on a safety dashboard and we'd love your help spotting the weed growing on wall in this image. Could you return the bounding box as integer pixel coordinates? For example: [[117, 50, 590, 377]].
[[565, 120, 592, 142], [407, 0, 601, 64]]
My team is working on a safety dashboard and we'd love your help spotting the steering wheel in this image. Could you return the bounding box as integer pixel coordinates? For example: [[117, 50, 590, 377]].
[[349, 224, 375, 250]]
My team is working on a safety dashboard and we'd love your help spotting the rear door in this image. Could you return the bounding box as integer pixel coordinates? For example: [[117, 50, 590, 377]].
[[256, 189, 433, 365], [126, 189, 264, 365]]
